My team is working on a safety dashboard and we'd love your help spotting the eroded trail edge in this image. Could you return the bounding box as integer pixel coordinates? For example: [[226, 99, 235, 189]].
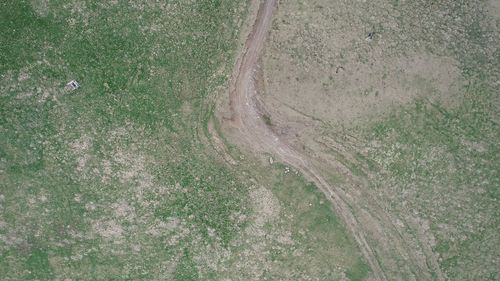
[[227, 0, 386, 280]]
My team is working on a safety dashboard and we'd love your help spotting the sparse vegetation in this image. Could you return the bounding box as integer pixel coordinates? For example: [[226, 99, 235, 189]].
[[262, 114, 272, 126], [263, 0, 499, 279]]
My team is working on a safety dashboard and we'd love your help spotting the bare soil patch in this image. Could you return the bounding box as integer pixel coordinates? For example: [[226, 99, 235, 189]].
[[263, 52, 462, 126], [262, 0, 463, 128]]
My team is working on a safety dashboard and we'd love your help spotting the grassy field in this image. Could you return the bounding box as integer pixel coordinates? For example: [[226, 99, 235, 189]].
[[0, 0, 369, 280], [351, 1, 499, 279]]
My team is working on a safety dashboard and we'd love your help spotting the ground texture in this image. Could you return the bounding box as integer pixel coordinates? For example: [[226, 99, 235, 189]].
[[1, 0, 498, 280]]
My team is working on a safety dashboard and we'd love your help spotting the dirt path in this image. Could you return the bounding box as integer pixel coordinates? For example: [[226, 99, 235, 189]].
[[227, 0, 386, 280]]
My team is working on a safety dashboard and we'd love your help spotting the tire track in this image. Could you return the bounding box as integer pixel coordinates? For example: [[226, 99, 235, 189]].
[[227, 0, 386, 280]]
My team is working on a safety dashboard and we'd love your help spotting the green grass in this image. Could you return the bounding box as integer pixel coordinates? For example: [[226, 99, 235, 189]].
[[174, 248, 199, 281], [363, 91, 499, 279], [262, 114, 272, 126], [354, 1, 500, 277], [0, 0, 249, 279], [261, 163, 371, 280]]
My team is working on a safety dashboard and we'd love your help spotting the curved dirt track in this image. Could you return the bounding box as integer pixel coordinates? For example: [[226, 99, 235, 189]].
[[227, 0, 386, 280]]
